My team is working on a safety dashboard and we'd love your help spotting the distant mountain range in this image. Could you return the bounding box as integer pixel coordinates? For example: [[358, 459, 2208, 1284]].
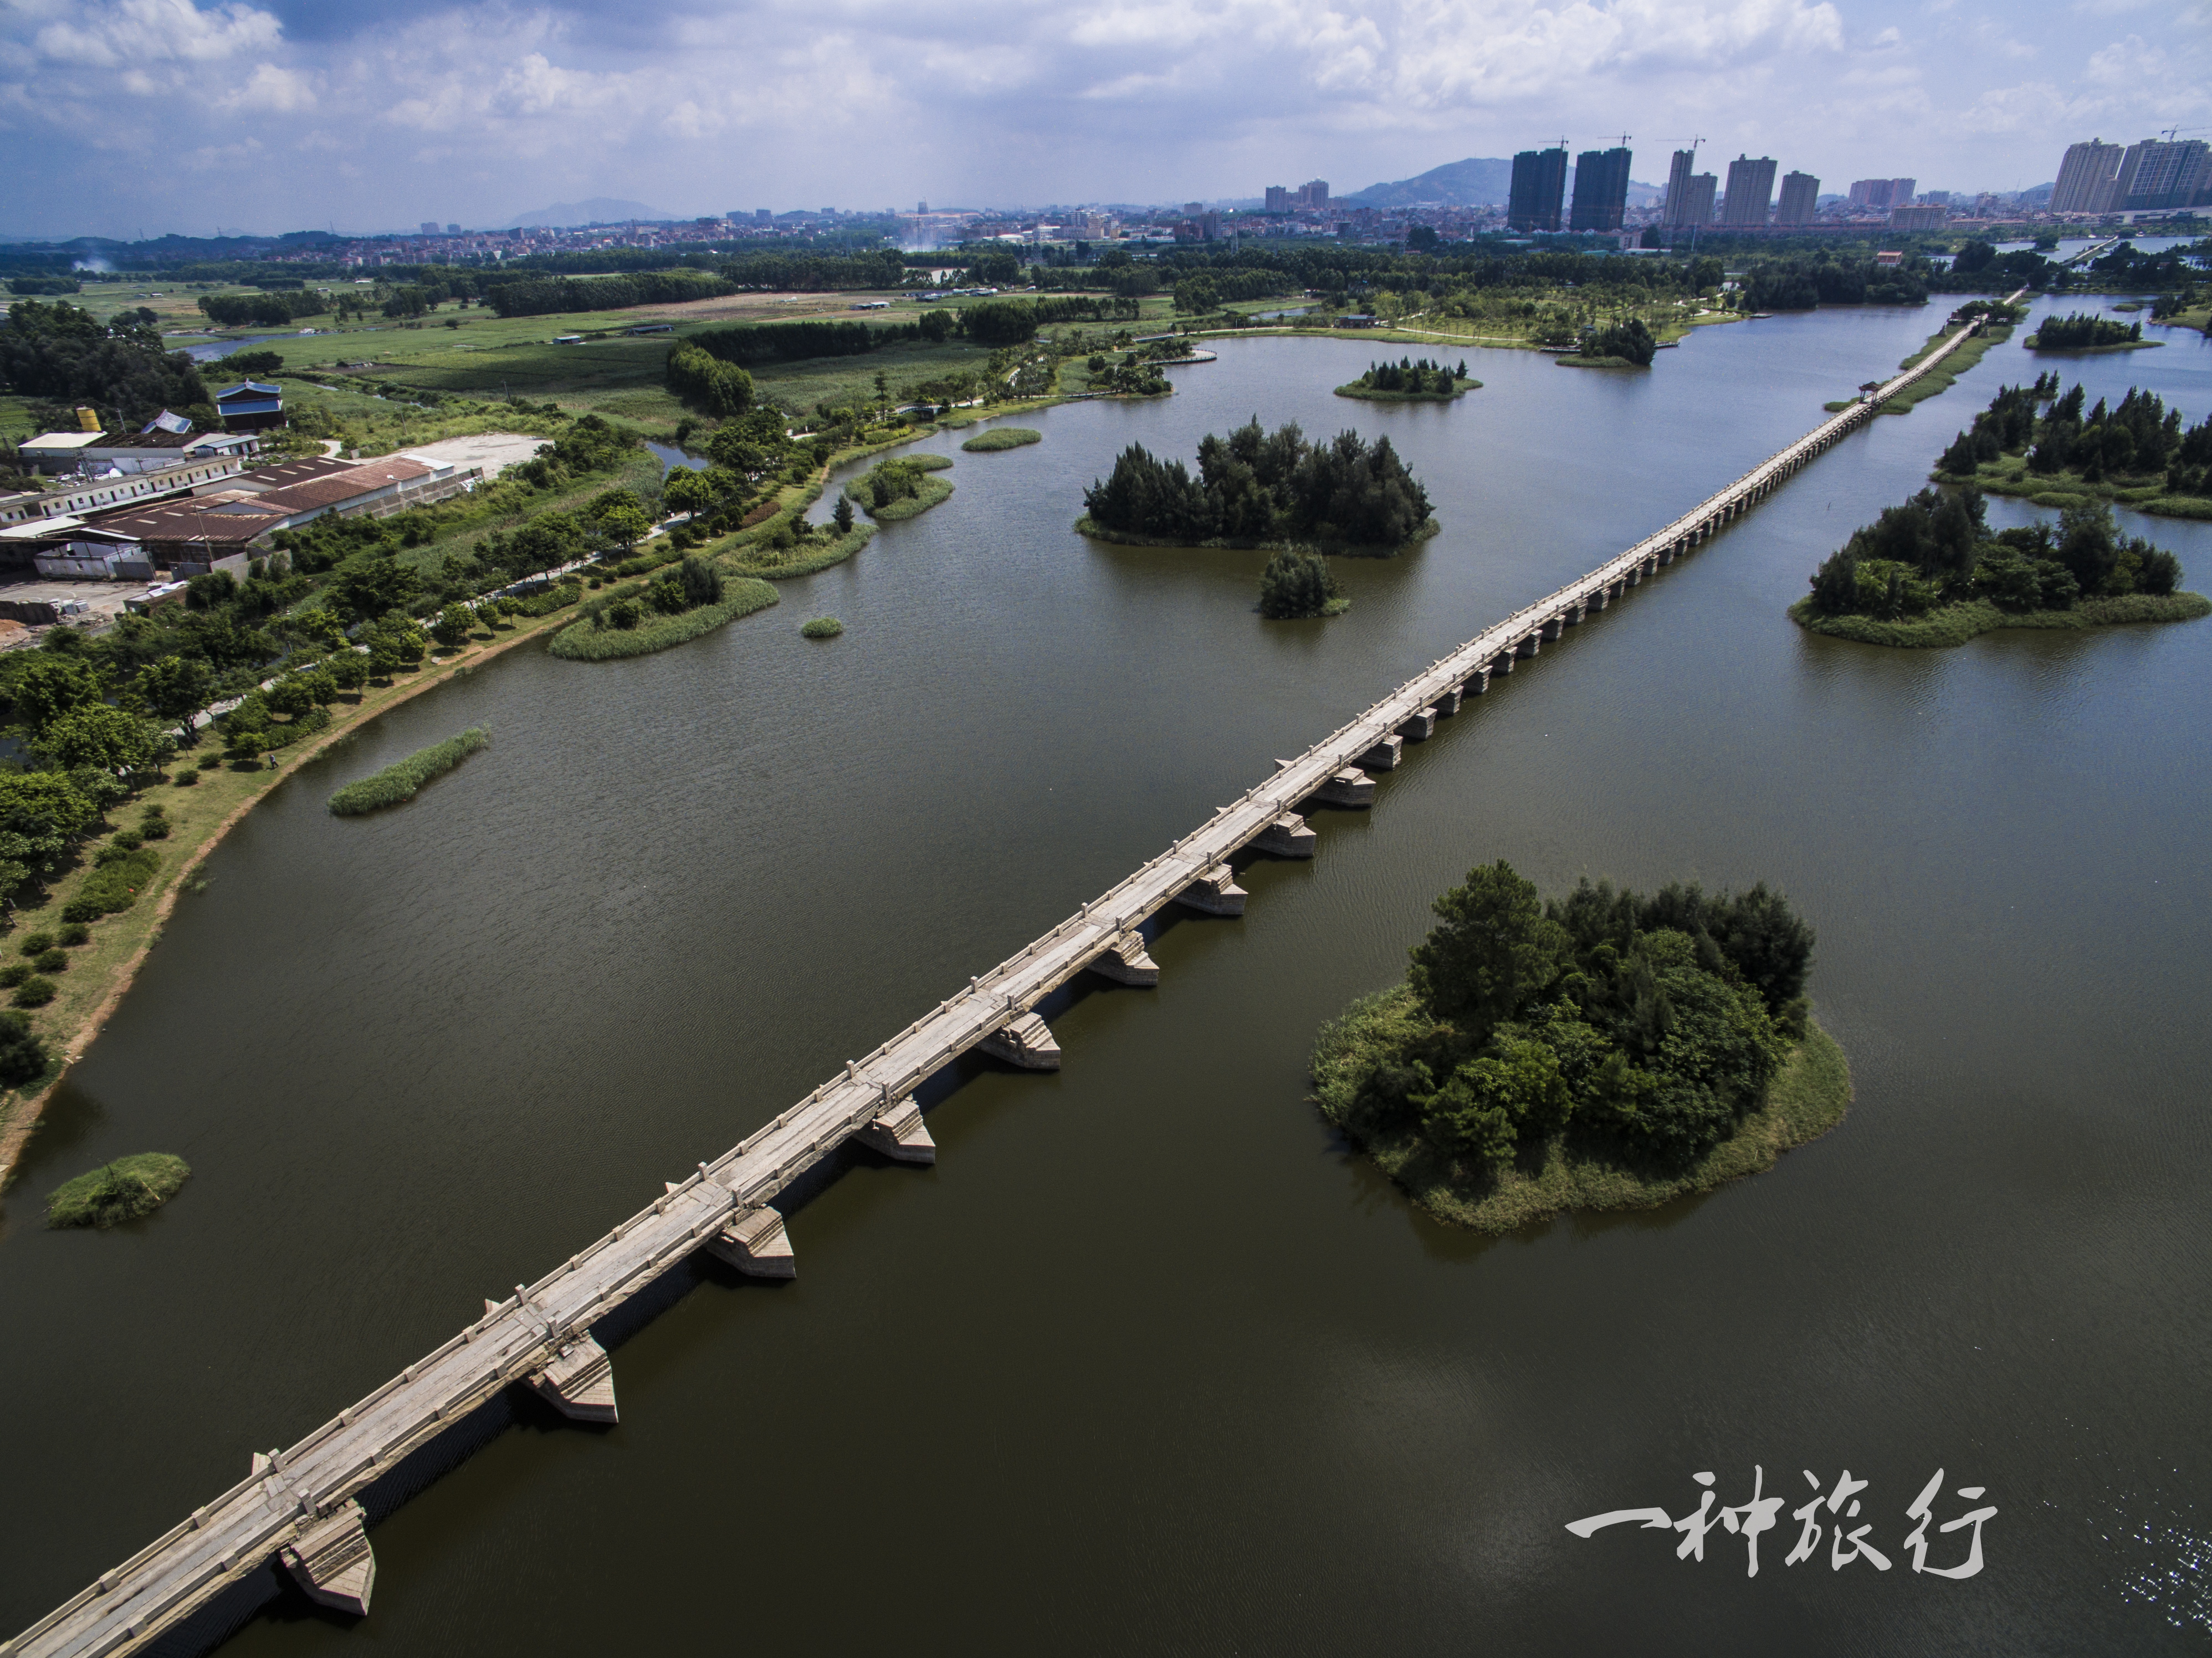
[[1344, 157, 1663, 211], [501, 198, 678, 229]]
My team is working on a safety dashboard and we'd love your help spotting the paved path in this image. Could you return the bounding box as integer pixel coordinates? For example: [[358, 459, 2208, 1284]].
[[5, 307, 2006, 1658]]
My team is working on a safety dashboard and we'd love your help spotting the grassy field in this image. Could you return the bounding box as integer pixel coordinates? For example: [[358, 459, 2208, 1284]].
[[1311, 982, 1853, 1236]]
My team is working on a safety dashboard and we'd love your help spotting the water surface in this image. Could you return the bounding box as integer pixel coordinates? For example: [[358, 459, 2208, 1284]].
[[4, 298, 2209, 1654]]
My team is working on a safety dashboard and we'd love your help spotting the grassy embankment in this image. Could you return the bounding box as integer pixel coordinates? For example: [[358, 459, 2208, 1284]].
[[1333, 377, 1481, 400], [1075, 516, 1441, 556], [961, 427, 1042, 451], [45, 1153, 190, 1228], [0, 599, 592, 1190], [1312, 984, 1851, 1235], [1824, 321, 2010, 417], [548, 577, 779, 661], [1789, 591, 2211, 647], [328, 726, 491, 814]]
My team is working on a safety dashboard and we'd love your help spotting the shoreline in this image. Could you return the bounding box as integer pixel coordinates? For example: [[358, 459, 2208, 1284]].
[[0, 606, 575, 1191], [1789, 590, 2211, 647], [1074, 515, 1441, 557]]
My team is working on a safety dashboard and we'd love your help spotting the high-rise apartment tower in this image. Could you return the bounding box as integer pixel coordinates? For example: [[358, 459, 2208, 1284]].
[[2051, 140, 2124, 213], [1569, 146, 1634, 231], [1775, 172, 1820, 226], [1508, 146, 1569, 232], [1721, 155, 1778, 226]]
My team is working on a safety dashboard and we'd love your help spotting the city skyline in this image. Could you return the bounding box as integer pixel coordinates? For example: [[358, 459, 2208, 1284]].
[[2, 0, 2208, 240]]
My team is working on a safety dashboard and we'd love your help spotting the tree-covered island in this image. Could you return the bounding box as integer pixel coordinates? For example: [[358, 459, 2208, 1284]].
[[1934, 375, 2212, 520], [1313, 862, 1846, 1234], [1791, 484, 2206, 647], [2024, 312, 2157, 352], [1077, 418, 1437, 552], [1335, 357, 1479, 401], [846, 453, 954, 521], [1558, 316, 1659, 368]]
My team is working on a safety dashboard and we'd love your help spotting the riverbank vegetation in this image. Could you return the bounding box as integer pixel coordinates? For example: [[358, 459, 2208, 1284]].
[[1080, 418, 1435, 552], [961, 427, 1042, 451], [847, 454, 954, 521], [2026, 312, 2153, 351], [46, 1152, 190, 1228], [1823, 315, 2013, 417], [1313, 862, 1842, 1233], [1933, 376, 2212, 519], [549, 560, 778, 660], [1335, 358, 1476, 400], [1258, 550, 1349, 619], [1792, 485, 2206, 647], [328, 727, 490, 815]]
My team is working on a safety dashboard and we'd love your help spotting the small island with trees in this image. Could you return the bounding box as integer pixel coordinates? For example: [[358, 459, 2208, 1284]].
[[1312, 862, 1846, 1234], [2025, 312, 2158, 352], [1559, 317, 1659, 369], [1934, 375, 2212, 520], [847, 453, 954, 521], [1791, 485, 2206, 648], [1257, 550, 1350, 620], [1335, 358, 1478, 401], [1078, 418, 1437, 553]]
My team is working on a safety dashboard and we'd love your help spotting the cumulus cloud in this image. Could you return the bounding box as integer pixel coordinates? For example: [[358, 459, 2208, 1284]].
[[23, 0, 280, 66], [0, 0, 2201, 237]]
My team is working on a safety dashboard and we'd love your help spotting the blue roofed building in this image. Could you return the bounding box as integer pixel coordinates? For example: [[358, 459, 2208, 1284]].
[[214, 380, 286, 432]]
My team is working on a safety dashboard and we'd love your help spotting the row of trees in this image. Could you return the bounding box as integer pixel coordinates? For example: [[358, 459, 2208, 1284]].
[[1937, 377, 2211, 494], [1350, 357, 1468, 393], [2029, 313, 2142, 349], [1326, 863, 1814, 1169], [197, 289, 329, 328], [1084, 418, 1433, 550], [1740, 254, 1929, 310], [1805, 488, 2183, 620], [482, 270, 737, 319]]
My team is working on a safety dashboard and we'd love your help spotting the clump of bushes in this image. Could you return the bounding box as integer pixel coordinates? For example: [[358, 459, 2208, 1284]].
[[0, 1009, 48, 1087], [801, 617, 844, 639], [58, 923, 89, 946], [19, 932, 54, 957], [63, 845, 160, 922], [14, 974, 55, 1007], [1258, 549, 1348, 620], [846, 454, 954, 521], [329, 727, 490, 816], [45, 1153, 191, 1229]]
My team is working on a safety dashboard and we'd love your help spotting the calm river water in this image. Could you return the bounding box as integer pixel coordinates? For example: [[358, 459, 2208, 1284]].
[[4, 297, 2209, 1654]]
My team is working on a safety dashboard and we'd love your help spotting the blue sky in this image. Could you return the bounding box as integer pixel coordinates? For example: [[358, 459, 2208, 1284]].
[[1, 0, 2206, 239]]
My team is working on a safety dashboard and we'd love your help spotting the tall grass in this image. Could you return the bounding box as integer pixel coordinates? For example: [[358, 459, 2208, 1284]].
[[1790, 591, 2210, 648], [329, 726, 491, 815], [961, 427, 1043, 452], [47, 1153, 191, 1229], [547, 579, 778, 661]]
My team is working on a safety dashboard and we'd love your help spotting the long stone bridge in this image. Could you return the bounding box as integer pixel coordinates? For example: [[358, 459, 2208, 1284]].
[[6, 306, 2008, 1658]]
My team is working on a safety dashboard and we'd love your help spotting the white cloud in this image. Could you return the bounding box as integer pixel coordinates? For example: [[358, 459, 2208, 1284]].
[[227, 60, 313, 111], [25, 0, 279, 68]]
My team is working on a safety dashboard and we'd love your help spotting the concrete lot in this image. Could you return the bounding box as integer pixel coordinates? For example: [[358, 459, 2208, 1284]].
[[395, 431, 550, 479]]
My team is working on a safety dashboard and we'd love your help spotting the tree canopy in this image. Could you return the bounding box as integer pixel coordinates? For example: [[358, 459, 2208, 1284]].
[[1084, 418, 1433, 550]]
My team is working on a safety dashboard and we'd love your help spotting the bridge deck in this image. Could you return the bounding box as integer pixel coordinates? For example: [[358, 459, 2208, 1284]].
[[7, 304, 2010, 1658]]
